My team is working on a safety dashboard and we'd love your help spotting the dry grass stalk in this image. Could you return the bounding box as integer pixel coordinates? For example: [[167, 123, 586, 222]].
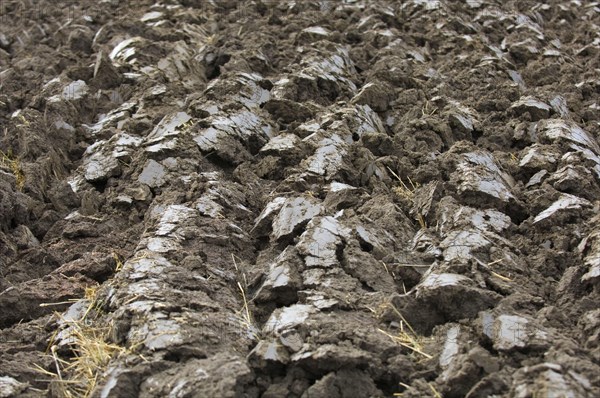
[[378, 304, 432, 360], [232, 254, 259, 339], [386, 166, 427, 228], [0, 148, 25, 190], [387, 166, 420, 201], [393, 382, 441, 397], [34, 287, 125, 398]]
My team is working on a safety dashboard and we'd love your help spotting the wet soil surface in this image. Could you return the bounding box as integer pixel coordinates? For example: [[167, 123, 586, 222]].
[[1, 0, 599, 397]]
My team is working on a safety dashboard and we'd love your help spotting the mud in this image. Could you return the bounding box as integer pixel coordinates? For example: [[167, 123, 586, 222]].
[[0, 0, 599, 397]]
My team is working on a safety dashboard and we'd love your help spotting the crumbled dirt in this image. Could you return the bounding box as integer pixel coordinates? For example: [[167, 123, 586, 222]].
[[1, 1, 599, 397]]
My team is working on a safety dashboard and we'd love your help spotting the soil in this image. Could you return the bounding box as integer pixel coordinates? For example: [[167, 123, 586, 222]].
[[0, 0, 599, 397]]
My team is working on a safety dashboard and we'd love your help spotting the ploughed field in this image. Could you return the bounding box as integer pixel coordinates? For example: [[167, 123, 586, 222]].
[[0, 0, 599, 397]]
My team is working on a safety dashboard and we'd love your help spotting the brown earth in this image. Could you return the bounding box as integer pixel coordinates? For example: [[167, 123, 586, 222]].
[[0, 0, 599, 397]]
